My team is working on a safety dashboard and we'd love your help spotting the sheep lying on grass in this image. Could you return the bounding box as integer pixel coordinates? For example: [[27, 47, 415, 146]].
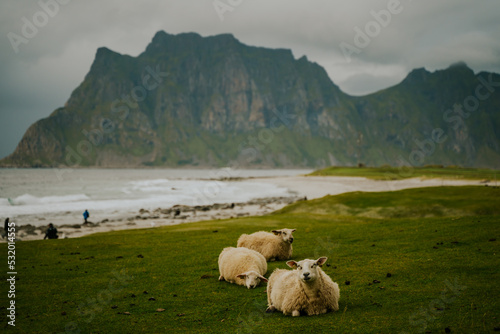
[[218, 247, 268, 289], [237, 228, 296, 261], [266, 257, 340, 316]]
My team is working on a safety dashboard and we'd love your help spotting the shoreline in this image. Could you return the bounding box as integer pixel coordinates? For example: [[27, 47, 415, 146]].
[[6, 196, 301, 242], [3, 175, 484, 242]]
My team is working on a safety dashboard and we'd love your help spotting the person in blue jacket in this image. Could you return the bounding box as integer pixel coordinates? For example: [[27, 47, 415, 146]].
[[83, 209, 90, 224]]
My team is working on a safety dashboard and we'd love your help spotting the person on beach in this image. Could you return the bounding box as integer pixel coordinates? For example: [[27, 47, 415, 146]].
[[2, 218, 8, 238], [44, 223, 58, 240], [83, 210, 89, 224]]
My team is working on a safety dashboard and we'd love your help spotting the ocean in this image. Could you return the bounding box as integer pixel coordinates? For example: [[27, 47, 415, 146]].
[[0, 168, 311, 227]]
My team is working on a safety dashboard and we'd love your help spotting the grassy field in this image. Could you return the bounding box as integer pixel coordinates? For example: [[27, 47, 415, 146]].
[[1, 186, 499, 333], [308, 165, 500, 181]]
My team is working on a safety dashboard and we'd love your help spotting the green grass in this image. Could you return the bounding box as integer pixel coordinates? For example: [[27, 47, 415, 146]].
[[309, 165, 500, 181], [1, 186, 499, 333], [278, 186, 500, 218]]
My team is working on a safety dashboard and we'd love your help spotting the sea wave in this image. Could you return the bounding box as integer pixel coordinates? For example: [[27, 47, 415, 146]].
[[1, 179, 292, 220], [4, 193, 91, 206], [0, 168, 304, 226], [126, 178, 173, 193]]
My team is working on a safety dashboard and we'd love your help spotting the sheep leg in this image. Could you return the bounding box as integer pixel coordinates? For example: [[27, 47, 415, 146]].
[[266, 306, 276, 313], [218, 275, 225, 281], [292, 310, 300, 317]]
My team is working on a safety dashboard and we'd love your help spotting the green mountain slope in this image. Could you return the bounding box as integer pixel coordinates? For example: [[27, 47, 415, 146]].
[[1, 32, 499, 168]]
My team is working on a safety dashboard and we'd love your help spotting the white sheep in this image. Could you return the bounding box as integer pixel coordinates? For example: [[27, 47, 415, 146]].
[[266, 257, 340, 316], [218, 247, 268, 289], [237, 228, 296, 262]]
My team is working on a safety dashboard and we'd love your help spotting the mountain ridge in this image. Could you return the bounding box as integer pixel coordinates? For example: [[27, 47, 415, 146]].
[[2, 31, 499, 169]]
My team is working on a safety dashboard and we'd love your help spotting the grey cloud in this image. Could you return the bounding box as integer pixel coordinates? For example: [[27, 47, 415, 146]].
[[1, 0, 499, 158]]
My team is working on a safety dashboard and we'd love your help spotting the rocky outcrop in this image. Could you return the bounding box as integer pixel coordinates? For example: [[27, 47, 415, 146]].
[[1, 32, 499, 168]]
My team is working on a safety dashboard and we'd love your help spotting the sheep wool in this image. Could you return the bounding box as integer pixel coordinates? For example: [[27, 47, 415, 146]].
[[267, 257, 340, 316], [237, 228, 295, 262], [218, 247, 268, 289]]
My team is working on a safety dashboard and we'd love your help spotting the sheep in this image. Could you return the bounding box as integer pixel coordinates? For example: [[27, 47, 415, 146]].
[[266, 257, 340, 316], [218, 247, 268, 289], [237, 228, 296, 262]]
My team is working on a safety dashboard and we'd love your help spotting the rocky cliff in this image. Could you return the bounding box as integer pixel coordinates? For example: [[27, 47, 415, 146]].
[[2, 32, 499, 168]]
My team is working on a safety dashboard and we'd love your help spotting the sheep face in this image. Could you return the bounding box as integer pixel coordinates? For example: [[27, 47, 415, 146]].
[[286, 257, 328, 283], [236, 271, 268, 289], [272, 228, 296, 244]]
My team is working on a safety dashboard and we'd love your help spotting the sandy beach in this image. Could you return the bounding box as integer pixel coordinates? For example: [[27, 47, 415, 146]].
[[6, 175, 483, 242]]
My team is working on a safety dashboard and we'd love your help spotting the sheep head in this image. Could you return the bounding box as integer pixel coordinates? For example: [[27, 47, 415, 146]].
[[236, 271, 268, 289], [286, 257, 328, 283], [272, 228, 296, 244]]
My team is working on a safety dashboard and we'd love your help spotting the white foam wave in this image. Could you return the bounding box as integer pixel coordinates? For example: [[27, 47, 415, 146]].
[[1, 179, 292, 222], [127, 179, 173, 193], [4, 193, 91, 206], [129, 179, 170, 187]]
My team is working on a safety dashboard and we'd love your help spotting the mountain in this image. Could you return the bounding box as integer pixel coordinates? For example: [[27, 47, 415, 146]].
[[355, 62, 500, 168], [2, 32, 499, 169]]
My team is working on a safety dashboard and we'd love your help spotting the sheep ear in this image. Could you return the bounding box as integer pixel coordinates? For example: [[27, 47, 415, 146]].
[[316, 257, 328, 267], [272, 230, 282, 235], [291, 229, 296, 232], [236, 274, 247, 279], [258, 274, 268, 283], [286, 260, 298, 269]]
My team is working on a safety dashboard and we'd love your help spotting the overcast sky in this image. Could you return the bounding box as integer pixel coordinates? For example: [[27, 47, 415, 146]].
[[1, 0, 499, 159]]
